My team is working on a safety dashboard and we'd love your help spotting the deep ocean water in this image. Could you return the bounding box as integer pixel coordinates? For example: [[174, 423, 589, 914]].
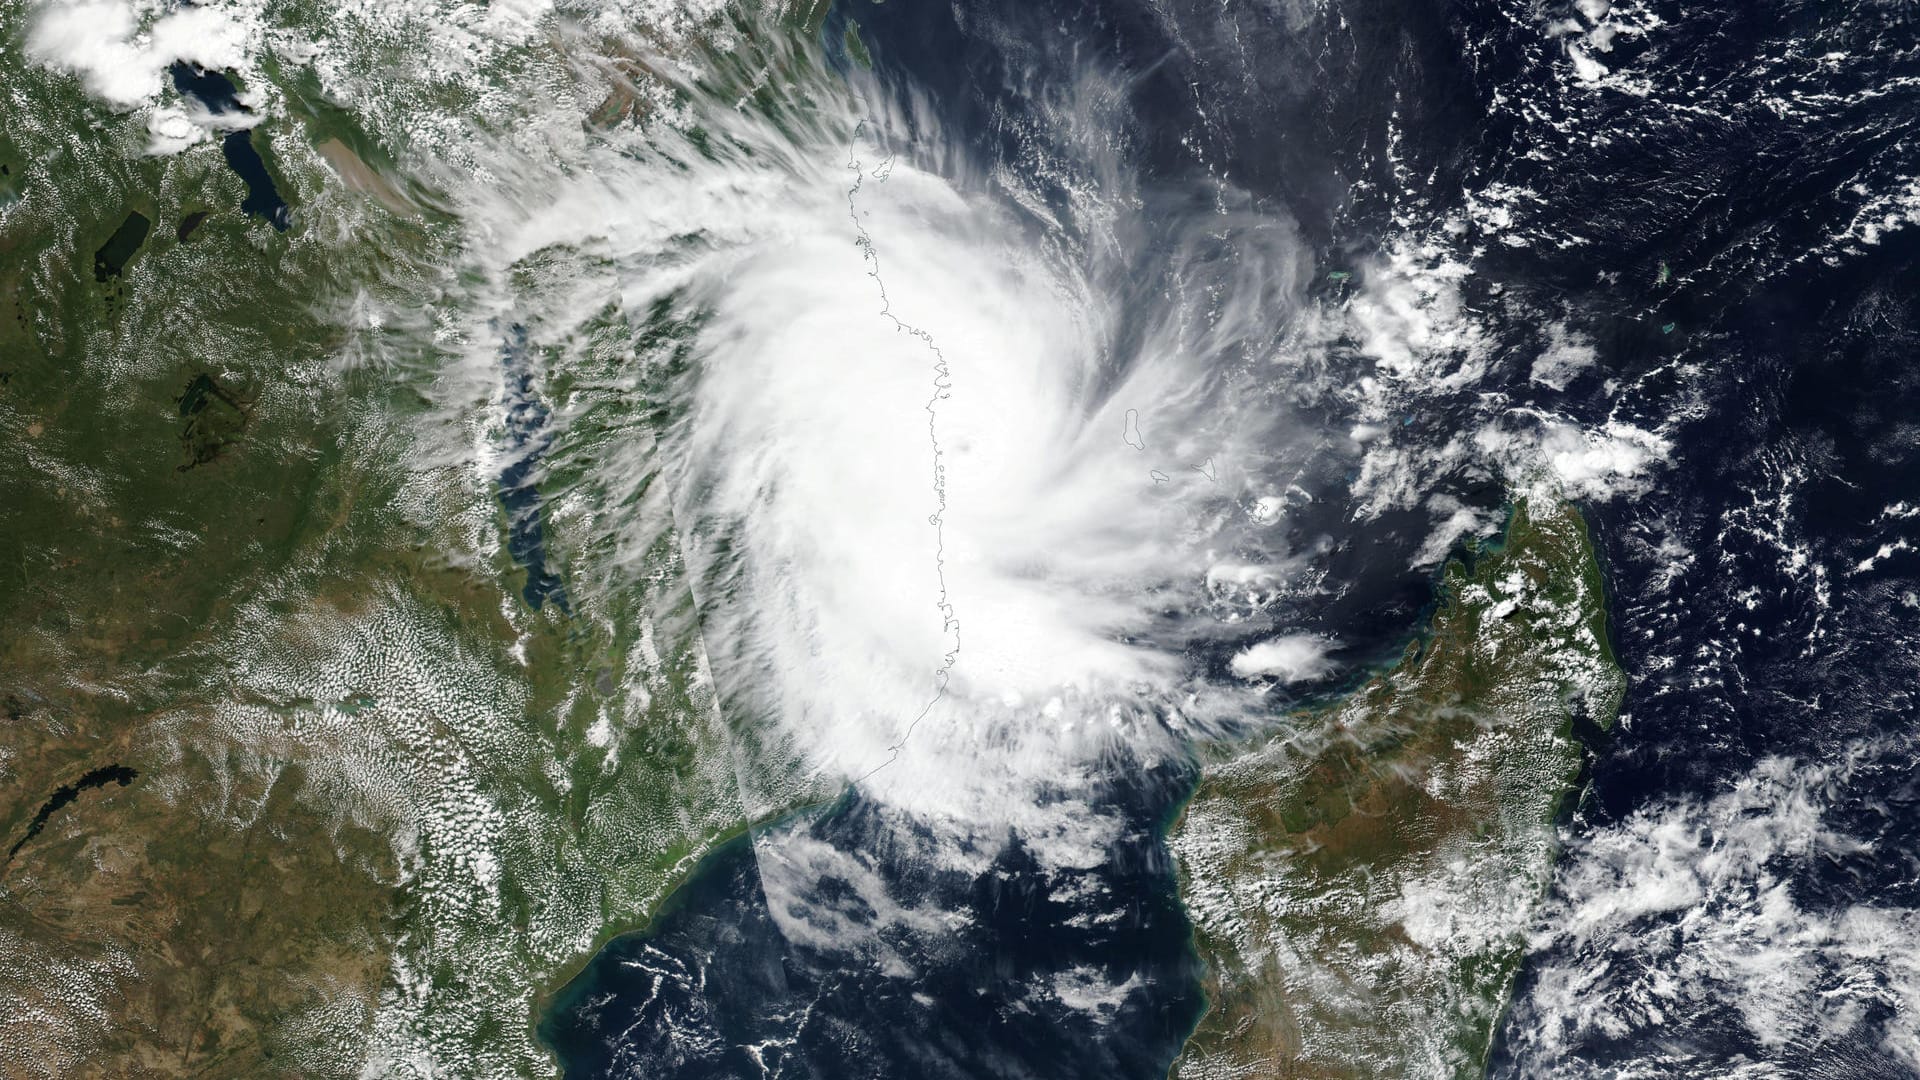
[[543, 2, 1920, 1077]]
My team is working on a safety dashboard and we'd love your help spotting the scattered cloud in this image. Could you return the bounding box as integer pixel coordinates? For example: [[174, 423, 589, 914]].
[[1506, 747, 1920, 1074], [1529, 324, 1599, 391]]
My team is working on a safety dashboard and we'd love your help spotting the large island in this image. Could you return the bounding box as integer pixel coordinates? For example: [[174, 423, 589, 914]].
[[1171, 498, 1624, 1079]]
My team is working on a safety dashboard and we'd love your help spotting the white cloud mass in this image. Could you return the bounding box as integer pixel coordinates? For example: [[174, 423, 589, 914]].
[[26, 0, 258, 109], [1228, 634, 1336, 682]]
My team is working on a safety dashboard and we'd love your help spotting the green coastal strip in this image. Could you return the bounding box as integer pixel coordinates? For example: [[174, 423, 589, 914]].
[[1170, 497, 1623, 1079]]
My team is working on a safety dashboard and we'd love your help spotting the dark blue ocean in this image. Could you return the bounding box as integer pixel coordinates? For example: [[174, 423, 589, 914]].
[[540, 772, 1206, 1079], [544, 2, 1920, 1076]]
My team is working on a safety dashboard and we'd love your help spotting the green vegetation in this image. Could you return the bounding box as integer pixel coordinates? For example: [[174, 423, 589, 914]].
[[0, 5, 800, 1075], [1170, 499, 1623, 1079], [844, 20, 874, 70]]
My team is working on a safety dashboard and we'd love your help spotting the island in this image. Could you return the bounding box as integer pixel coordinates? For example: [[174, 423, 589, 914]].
[[1171, 498, 1624, 1079]]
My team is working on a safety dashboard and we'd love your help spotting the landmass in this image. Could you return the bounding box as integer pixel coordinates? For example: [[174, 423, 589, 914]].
[[0, 17, 775, 1078], [1170, 497, 1624, 1079]]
